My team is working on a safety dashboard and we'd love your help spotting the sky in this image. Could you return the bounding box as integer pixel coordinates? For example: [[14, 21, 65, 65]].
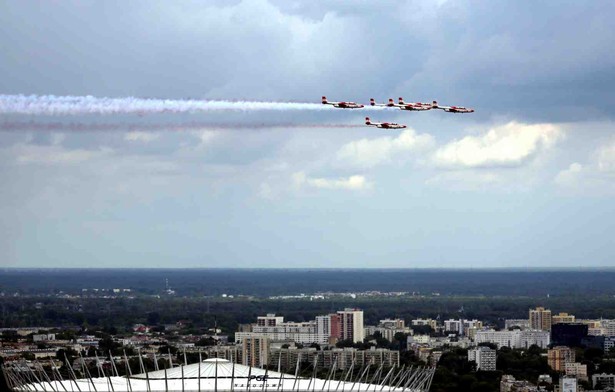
[[0, 0, 614, 268]]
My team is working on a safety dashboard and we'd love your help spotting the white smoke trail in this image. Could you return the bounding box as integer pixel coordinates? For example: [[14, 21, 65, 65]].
[[0, 121, 364, 132], [0, 94, 385, 115]]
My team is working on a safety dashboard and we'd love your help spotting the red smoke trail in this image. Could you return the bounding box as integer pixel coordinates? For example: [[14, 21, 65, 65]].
[[0, 121, 364, 133]]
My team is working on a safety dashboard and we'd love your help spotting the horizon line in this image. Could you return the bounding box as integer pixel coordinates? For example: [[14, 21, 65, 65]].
[[2, 266, 615, 271]]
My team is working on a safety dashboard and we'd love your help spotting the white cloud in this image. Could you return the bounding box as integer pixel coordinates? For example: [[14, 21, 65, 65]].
[[433, 122, 562, 168], [336, 129, 435, 169], [554, 162, 584, 186], [596, 142, 615, 173], [292, 171, 371, 191], [124, 131, 160, 143], [555, 140, 615, 194], [190, 130, 218, 146]]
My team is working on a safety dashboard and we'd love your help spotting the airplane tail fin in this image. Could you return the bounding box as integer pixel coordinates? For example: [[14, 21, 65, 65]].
[[321, 96, 328, 104], [432, 100, 438, 107], [369, 98, 376, 106], [398, 97, 405, 104], [389, 98, 395, 105], [365, 117, 371, 124]]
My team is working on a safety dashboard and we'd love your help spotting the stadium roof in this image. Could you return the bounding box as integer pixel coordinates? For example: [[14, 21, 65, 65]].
[[3, 358, 436, 392]]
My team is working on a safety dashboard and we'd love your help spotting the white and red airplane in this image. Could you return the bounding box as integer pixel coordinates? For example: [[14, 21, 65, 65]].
[[365, 117, 406, 129], [432, 101, 475, 113], [369, 98, 398, 108], [321, 96, 364, 109], [397, 97, 432, 111]]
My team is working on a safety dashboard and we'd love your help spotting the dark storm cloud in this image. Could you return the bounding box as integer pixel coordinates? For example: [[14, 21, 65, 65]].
[[2, 0, 612, 123]]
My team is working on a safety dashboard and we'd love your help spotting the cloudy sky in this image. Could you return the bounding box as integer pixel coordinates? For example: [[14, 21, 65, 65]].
[[1, 0, 614, 268]]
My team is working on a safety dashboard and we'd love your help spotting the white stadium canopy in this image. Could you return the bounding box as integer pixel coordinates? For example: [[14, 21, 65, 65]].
[[3, 357, 435, 392]]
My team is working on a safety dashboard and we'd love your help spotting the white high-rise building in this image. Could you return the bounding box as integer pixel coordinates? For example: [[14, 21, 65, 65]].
[[474, 330, 550, 349], [236, 321, 328, 344], [443, 319, 483, 336], [338, 308, 364, 343], [316, 315, 333, 336], [468, 347, 496, 371], [444, 320, 463, 334], [257, 314, 284, 327]]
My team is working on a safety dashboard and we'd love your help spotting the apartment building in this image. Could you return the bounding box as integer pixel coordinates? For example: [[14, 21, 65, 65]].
[[529, 307, 552, 331]]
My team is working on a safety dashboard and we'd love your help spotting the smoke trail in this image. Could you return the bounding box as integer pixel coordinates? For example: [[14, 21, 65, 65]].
[[0, 94, 385, 115], [0, 120, 364, 132]]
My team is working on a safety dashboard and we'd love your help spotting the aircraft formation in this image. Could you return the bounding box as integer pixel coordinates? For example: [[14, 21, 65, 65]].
[[322, 96, 474, 130]]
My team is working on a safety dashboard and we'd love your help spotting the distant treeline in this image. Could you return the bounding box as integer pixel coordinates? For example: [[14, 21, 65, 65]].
[[1, 268, 615, 297], [2, 295, 615, 331]]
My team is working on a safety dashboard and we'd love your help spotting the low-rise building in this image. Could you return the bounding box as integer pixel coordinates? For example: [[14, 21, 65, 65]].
[[443, 319, 483, 337], [379, 319, 405, 329], [553, 313, 576, 325], [202, 345, 242, 363], [604, 336, 615, 353], [500, 375, 538, 392], [32, 334, 56, 342], [365, 318, 412, 343], [411, 319, 438, 330], [408, 335, 431, 345], [505, 320, 531, 330], [559, 376, 577, 392], [592, 373, 615, 390], [578, 319, 606, 335], [268, 347, 399, 370], [565, 362, 588, 381]]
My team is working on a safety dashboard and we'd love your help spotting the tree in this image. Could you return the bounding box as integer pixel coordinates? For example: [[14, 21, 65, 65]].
[[98, 337, 116, 353], [1, 330, 19, 342], [336, 339, 354, 348], [195, 337, 216, 347], [584, 347, 604, 362], [598, 360, 615, 374], [22, 352, 35, 360], [57, 348, 79, 369], [477, 342, 497, 350], [55, 330, 76, 341], [393, 332, 408, 351], [158, 344, 178, 355], [411, 325, 434, 335]]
